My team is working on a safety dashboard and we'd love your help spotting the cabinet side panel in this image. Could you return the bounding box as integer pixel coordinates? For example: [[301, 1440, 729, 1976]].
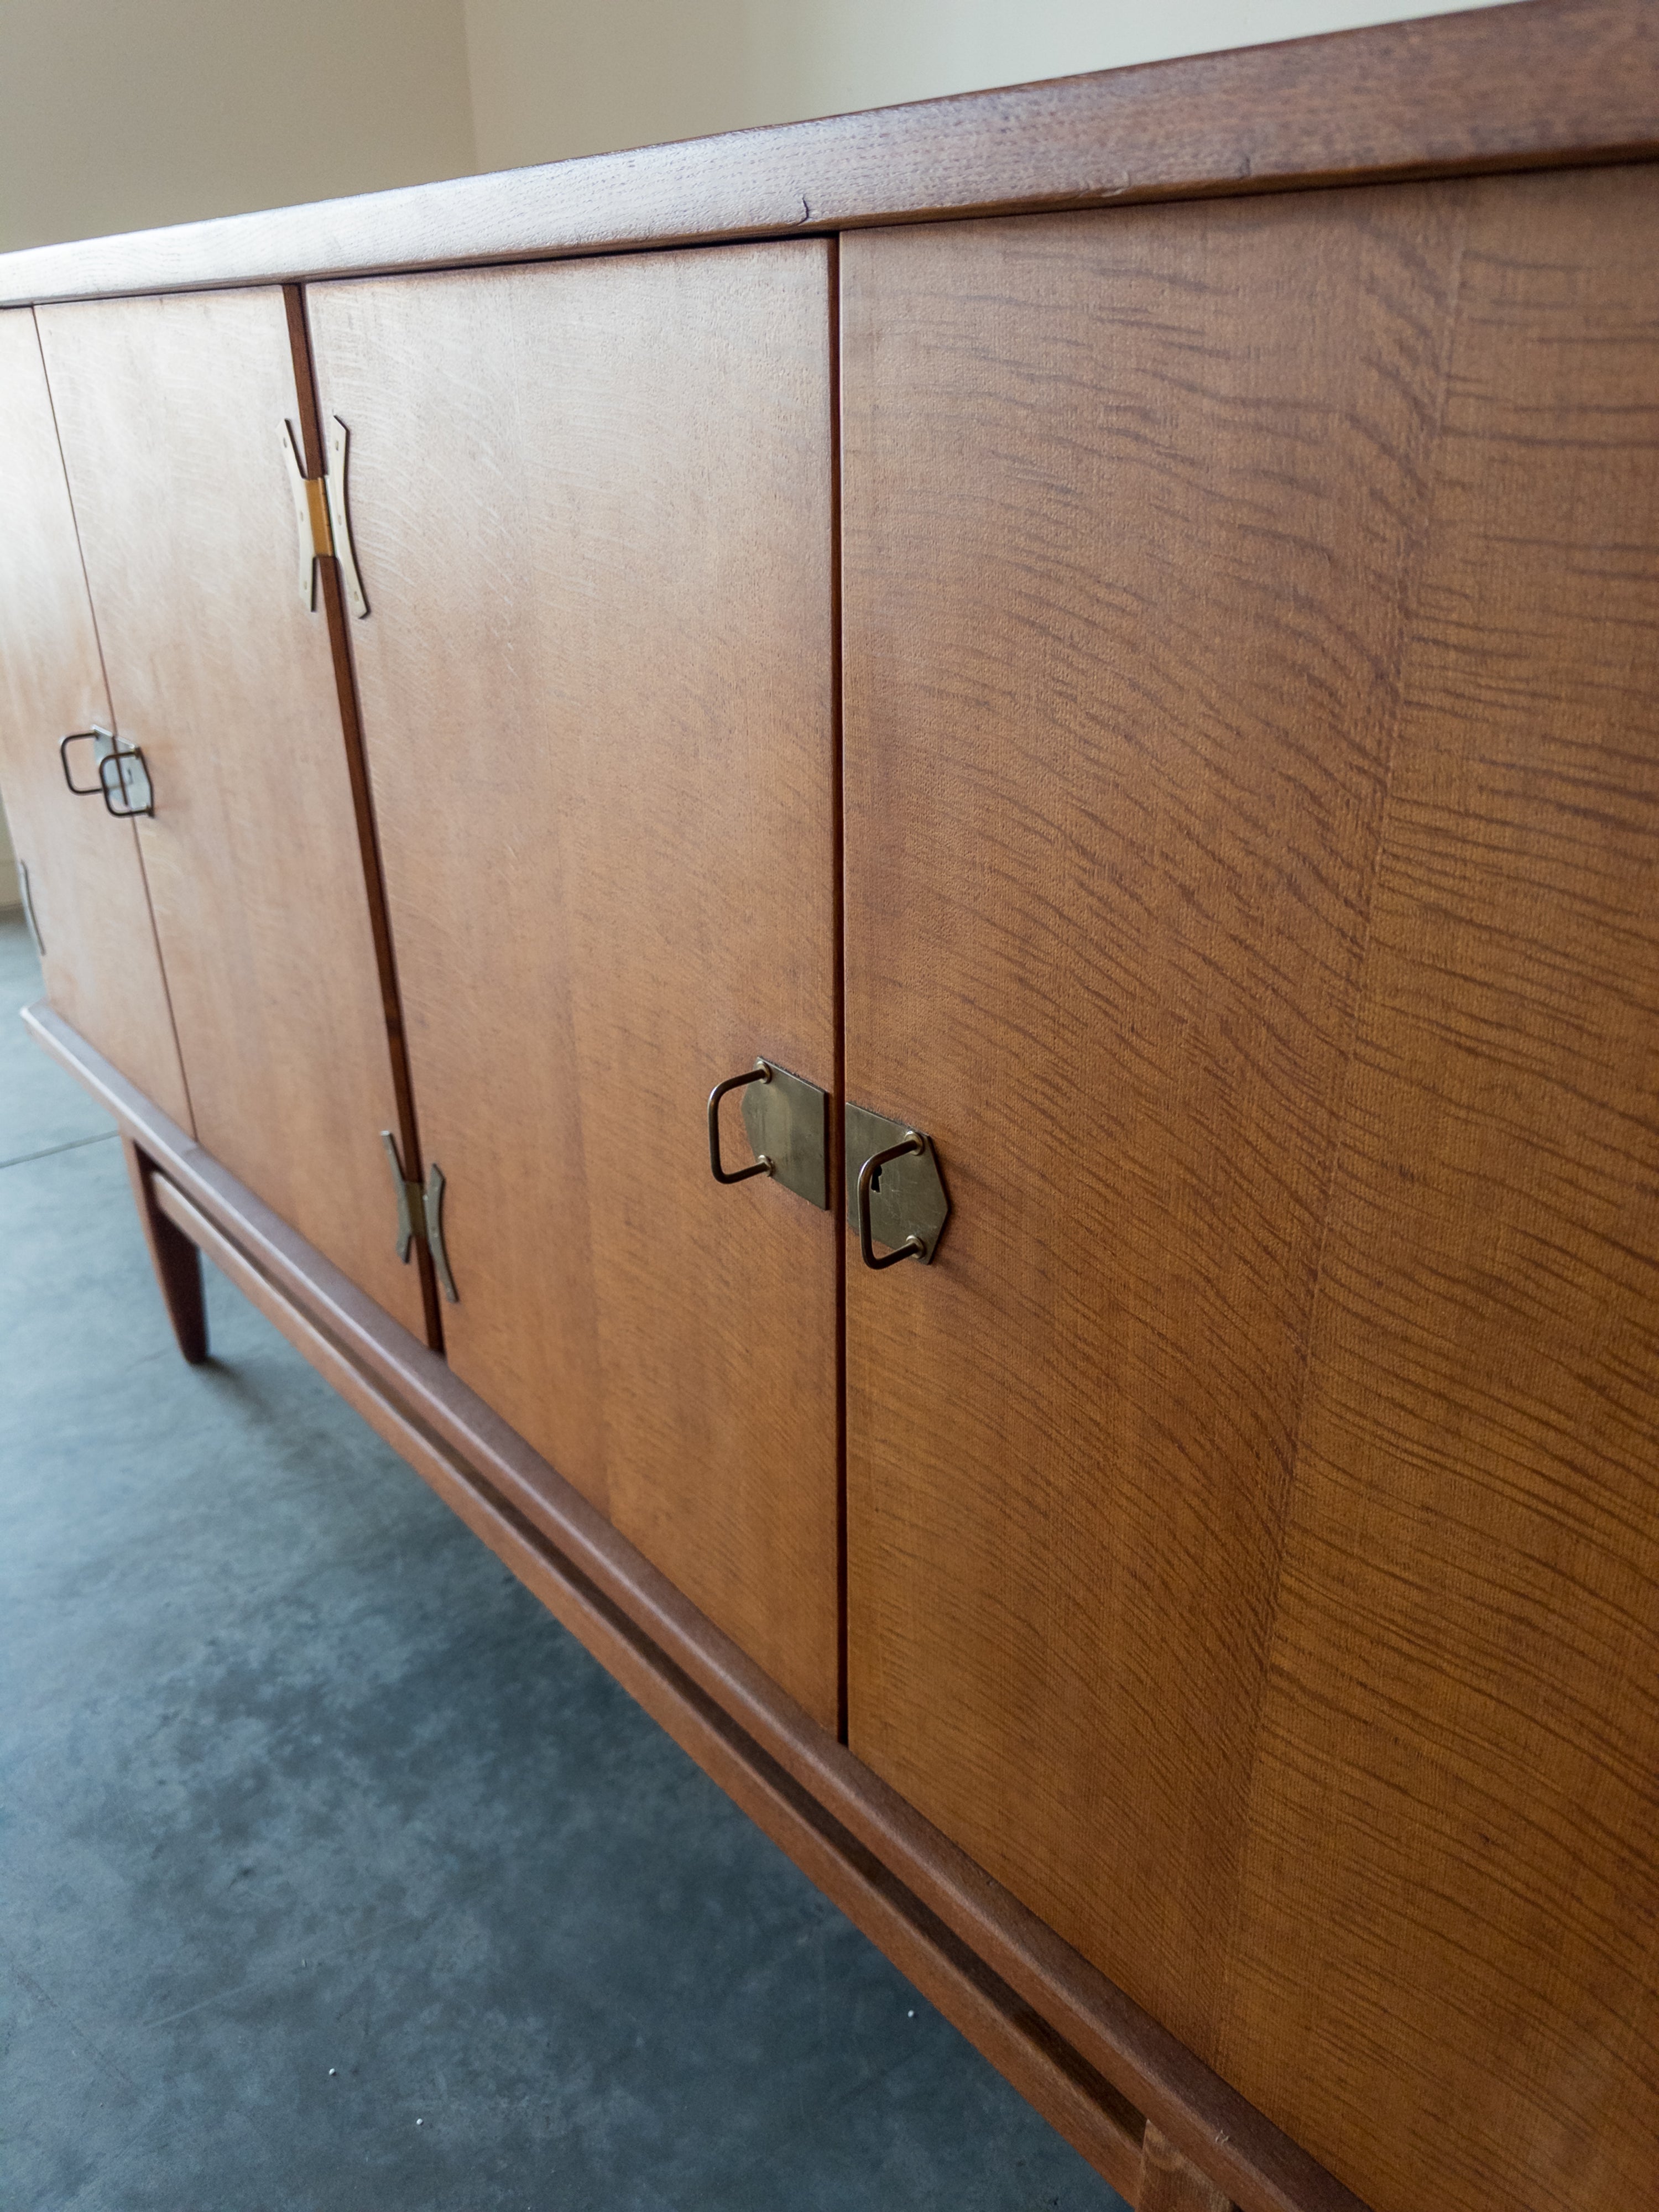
[[841, 190, 1468, 2051], [0, 309, 189, 1129], [306, 243, 840, 1728], [1218, 162, 1659, 2212], [35, 289, 424, 1336]]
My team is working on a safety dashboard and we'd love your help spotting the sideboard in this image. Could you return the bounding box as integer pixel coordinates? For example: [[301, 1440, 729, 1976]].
[[4, 4, 1658, 2207]]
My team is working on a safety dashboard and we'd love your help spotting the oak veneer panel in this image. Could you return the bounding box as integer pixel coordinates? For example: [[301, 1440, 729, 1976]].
[[0, 310, 189, 1129], [841, 188, 1468, 2056], [3, 1, 1657, 306], [306, 243, 839, 1728], [34, 289, 424, 1337], [1213, 164, 1659, 2212]]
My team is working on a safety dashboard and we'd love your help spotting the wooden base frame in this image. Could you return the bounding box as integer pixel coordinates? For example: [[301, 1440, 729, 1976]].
[[27, 1000, 1371, 2212]]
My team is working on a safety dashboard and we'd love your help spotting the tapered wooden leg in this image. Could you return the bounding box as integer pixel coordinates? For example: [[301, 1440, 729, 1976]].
[[1137, 2125, 1234, 2212], [122, 1136, 208, 1364]]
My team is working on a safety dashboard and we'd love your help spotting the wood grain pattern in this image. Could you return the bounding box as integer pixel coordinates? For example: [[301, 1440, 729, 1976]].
[[306, 244, 840, 1727], [845, 164, 1659, 2212], [1, 1, 1653, 306], [34, 288, 425, 1338], [842, 185, 1467, 2052], [1140, 2126, 1234, 2212], [0, 309, 190, 1127], [30, 994, 1363, 2212], [122, 1135, 206, 1362], [1213, 163, 1659, 2212]]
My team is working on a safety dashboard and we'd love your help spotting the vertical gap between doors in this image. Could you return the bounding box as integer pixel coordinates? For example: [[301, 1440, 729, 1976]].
[[30, 306, 199, 1144], [828, 234, 849, 1748], [281, 284, 446, 1357]]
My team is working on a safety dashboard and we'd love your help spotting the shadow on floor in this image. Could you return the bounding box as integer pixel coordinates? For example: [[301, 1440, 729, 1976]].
[[0, 912, 1130, 2212]]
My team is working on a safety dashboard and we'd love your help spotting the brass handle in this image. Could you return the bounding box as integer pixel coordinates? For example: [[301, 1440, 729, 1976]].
[[60, 728, 154, 817], [857, 1134, 926, 1269], [425, 1161, 458, 1305], [18, 860, 45, 960], [380, 1130, 419, 1262], [708, 1063, 774, 1185], [60, 729, 107, 796]]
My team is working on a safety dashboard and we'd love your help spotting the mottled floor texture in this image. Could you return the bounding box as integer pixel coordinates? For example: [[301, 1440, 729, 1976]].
[[0, 908, 1129, 2212]]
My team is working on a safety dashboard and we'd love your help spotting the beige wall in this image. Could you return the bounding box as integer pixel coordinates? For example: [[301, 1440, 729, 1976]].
[[0, 0, 476, 253], [0, 1, 1512, 254], [462, 0, 1507, 173]]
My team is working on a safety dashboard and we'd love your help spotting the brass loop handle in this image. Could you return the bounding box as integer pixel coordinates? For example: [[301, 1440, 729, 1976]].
[[59, 730, 107, 797], [708, 1063, 774, 1185], [60, 728, 154, 818], [97, 746, 153, 817], [857, 1134, 927, 1270]]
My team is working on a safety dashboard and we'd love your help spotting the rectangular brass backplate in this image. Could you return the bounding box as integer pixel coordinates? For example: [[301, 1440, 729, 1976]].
[[742, 1061, 830, 1210], [90, 726, 153, 817], [845, 1102, 951, 1263], [281, 416, 368, 618], [283, 419, 326, 609]]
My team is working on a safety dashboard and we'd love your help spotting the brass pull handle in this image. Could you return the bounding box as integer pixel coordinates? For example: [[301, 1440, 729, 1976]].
[[60, 730, 106, 796], [380, 1130, 420, 1263], [708, 1063, 774, 1185], [425, 1161, 458, 1305], [97, 746, 153, 817], [857, 1134, 926, 1269], [18, 860, 45, 959], [379, 1131, 457, 1301], [60, 728, 154, 817]]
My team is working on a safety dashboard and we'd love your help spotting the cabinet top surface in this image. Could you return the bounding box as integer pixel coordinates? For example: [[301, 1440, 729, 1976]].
[[1, 0, 1656, 307]]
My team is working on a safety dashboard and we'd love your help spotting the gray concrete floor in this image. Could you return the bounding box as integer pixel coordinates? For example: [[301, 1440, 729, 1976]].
[[0, 911, 1130, 2212]]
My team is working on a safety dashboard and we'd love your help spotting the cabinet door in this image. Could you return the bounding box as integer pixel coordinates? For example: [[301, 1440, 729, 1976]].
[[307, 244, 839, 1727], [843, 170, 1659, 2212], [36, 289, 426, 1339], [0, 309, 189, 1130]]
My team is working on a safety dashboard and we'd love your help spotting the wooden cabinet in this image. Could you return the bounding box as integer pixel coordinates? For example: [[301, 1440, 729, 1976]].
[[0, 310, 189, 1129], [304, 243, 841, 1727], [841, 184, 1460, 2041], [6, 8, 1659, 2210], [1215, 162, 1659, 2212], [34, 287, 428, 1338], [841, 163, 1659, 2212]]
